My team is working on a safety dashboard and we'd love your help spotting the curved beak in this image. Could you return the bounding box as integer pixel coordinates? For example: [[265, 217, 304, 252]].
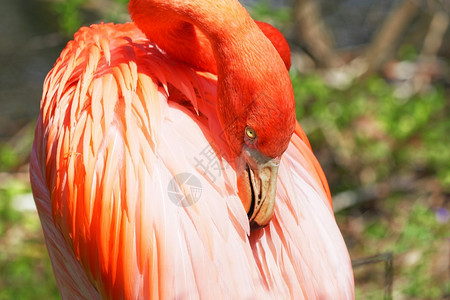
[[237, 146, 279, 229]]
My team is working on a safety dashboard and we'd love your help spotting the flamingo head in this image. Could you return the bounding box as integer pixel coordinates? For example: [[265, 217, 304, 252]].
[[217, 68, 296, 228]]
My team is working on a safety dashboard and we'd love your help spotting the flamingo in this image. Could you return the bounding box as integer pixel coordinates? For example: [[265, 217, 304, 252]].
[[30, 0, 354, 298]]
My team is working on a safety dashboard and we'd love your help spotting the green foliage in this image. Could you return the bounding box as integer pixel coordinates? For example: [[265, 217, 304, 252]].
[[398, 44, 419, 61], [294, 73, 448, 298], [0, 182, 59, 299], [394, 204, 444, 253], [246, 0, 292, 24], [423, 117, 450, 187], [395, 204, 447, 298], [292, 72, 449, 192], [51, 0, 86, 36], [365, 221, 389, 240], [376, 84, 445, 141], [48, 0, 129, 36], [0, 237, 60, 300], [0, 181, 26, 232], [0, 145, 20, 171]]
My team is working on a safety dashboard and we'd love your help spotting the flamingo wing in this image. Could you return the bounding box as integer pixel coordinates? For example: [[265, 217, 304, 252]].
[[31, 23, 353, 299]]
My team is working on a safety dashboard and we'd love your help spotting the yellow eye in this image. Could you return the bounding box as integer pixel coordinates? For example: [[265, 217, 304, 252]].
[[245, 126, 257, 140]]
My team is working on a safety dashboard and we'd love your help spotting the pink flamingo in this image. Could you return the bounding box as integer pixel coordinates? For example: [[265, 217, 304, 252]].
[[30, 0, 354, 298]]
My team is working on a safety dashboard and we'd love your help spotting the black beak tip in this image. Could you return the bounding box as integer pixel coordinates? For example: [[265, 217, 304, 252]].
[[250, 221, 266, 231]]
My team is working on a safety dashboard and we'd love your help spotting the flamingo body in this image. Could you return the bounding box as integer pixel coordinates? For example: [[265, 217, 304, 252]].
[[31, 5, 354, 300]]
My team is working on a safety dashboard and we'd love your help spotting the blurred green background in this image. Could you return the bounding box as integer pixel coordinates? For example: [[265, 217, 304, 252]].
[[0, 0, 448, 299]]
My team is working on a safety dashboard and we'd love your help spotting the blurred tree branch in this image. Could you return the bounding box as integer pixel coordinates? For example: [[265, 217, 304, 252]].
[[293, 0, 344, 68], [411, 8, 449, 92], [362, 0, 422, 77], [291, 0, 449, 91]]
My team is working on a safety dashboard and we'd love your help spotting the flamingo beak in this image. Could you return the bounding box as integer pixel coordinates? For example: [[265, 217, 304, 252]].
[[237, 146, 279, 229]]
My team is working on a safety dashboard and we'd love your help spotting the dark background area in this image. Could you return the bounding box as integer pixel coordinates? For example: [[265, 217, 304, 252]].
[[0, 0, 448, 299]]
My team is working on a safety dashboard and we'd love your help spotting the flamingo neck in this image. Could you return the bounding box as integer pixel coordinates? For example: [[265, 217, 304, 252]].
[[129, 0, 293, 155], [129, 0, 241, 72], [129, 0, 287, 86]]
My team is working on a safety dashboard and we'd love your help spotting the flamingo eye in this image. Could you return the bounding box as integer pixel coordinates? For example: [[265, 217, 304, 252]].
[[245, 126, 257, 140]]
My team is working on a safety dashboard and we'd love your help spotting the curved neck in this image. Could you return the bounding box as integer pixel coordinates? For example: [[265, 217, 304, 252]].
[[129, 0, 294, 155], [129, 0, 286, 79], [129, 0, 241, 72]]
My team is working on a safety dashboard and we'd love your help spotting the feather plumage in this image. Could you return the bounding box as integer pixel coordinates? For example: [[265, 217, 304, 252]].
[[31, 18, 353, 300]]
